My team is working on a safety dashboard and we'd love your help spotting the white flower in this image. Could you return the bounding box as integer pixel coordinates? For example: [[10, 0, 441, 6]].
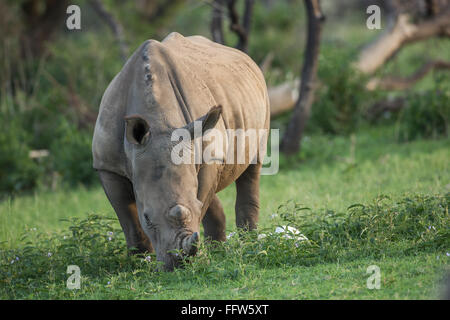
[[274, 226, 308, 242], [47, 252, 52, 257], [275, 226, 298, 238], [226, 232, 236, 240], [107, 231, 114, 236], [15, 257, 19, 261], [270, 214, 278, 219], [257, 233, 267, 240], [144, 256, 152, 262], [10, 260, 14, 264], [296, 234, 308, 242], [108, 237, 112, 241]]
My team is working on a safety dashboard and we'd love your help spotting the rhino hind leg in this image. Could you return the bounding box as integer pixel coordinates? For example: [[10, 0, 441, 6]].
[[235, 164, 261, 231], [202, 194, 226, 242], [98, 170, 153, 254]]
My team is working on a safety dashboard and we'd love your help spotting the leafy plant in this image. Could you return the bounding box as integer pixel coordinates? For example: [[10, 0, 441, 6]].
[[396, 73, 449, 141], [0, 116, 40, 195], [310, 47, 372, 135], [50, 121, 96, 187]]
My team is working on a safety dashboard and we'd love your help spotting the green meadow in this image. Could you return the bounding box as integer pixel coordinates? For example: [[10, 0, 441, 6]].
[[1, 125, 449, 299]]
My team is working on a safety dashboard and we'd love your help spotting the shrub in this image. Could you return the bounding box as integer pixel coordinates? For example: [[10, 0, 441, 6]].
[[309, 48, 372, 135], [0, 95, 96, 195], [396, 74, 449, 141], [0, 214, 154, 298], [0, 117, 40, 195], [275, 193, 450, 261], [50, 121, 96, 187]]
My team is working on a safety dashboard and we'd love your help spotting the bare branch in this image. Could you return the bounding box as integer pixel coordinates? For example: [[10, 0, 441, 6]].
[[367, 60, 450, 90], [211, 0, 225, 44], [89, 0, 128, 63], [225, 0, 255, 52]]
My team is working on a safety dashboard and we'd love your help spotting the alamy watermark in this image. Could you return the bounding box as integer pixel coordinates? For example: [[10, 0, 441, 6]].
[[170, 124, 279, 175], [66, 265, 81, 289], [66, 5, 81, 30], [366, 5, 381, 30], [366, 265, 381, 289]]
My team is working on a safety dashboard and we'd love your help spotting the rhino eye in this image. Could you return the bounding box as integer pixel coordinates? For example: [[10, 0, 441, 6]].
[[144, 213, 156, 230]]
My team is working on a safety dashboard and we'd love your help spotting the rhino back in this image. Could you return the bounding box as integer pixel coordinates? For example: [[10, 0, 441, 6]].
[[161, 32, 269, 132]]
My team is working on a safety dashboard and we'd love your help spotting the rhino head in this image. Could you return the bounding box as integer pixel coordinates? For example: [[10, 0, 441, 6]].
[[124, 106, 222, 270]]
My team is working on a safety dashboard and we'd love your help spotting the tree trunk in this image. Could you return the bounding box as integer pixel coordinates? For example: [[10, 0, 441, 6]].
[[211, 0, 225, 44], [211, 0, 255, 53], [280, 0, 325, 155], [20, 0, 69, 57], [226, 0, 255, 53]]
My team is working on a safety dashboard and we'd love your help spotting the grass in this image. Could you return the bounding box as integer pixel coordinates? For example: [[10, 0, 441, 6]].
[[0, 124, 449, 299]]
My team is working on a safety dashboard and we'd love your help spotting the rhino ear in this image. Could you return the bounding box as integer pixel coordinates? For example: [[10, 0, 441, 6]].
[[202, 105, 222, 132], [124, 115, 150, 145], [185, 105, 222, 138]]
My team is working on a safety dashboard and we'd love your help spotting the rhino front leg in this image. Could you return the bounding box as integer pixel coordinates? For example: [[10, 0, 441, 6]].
[[235, 164, 261, 231], [98, 170, 153, 254], [202, 194, 226, 242]]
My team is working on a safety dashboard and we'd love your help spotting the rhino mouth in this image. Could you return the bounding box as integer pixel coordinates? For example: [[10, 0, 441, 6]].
[[180, 231, 199, 256], [159, 232, 199, 271]]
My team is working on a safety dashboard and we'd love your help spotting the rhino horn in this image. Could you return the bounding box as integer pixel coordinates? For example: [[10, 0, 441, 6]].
[[169, 204, 192, 223]]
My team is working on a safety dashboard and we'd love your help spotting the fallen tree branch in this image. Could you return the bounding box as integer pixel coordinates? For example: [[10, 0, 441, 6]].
[[268, 78, 300, 117], [366, 59, 450, 90], [29, 150, 49, 159], [355, 6, 450, 74]]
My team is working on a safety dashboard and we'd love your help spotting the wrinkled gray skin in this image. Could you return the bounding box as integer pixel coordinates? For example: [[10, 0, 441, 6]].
[[92, 32, 269, 270]]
